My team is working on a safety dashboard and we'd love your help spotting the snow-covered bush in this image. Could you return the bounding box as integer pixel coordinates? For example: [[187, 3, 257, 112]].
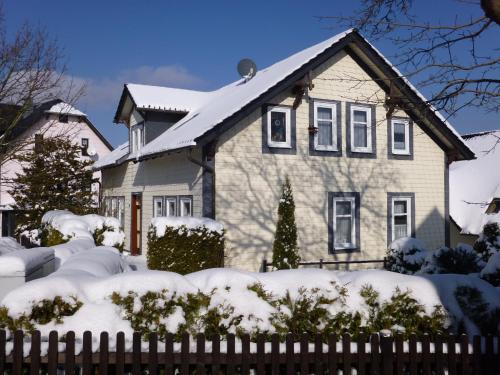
[[480, 252, 500, 286], [455, 285, 500, 335], [385, 237, 427, 274], [420, 244, 484, 274], [473, 222, 500, 261], [147, 217, 224, 274]]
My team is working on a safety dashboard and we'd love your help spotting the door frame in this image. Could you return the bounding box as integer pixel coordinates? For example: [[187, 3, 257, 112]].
[[130, 192, 143, 255]]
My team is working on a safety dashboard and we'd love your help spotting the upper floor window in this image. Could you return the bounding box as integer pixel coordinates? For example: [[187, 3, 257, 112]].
[[34, 133, 43, 152], [59, 114, 69, 123], [391, 119, 410, 155], [81, 138, 89, 156], [350, 105, 372, 153], [131, 124, 144, 153], [266, 106, 291, 148], [314, 101, 337, 151]]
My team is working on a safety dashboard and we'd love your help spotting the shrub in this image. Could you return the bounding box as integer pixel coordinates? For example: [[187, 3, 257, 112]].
[[272, 176, 300, 269], [480, 252, 500, 286], [385, 237, 427, 274], [420, 244, 484, 274], [94, 224, 125, 252], [147, 217, 224, 274], [473, 222, 500, 261], [454, 285, 500, 335], [39, 224, 69, 247]]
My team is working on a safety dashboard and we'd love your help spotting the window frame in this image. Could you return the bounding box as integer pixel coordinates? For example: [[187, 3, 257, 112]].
[[387, 192, 416, 245], [266, 106, 291, 149], [328, 192, 361, 253], [262, 104, 296, 155], [165, 196, 178, 217], [81, 138, 89, 156], [391, 197, 411, 241], [350, 105, 372, 153], [391, 119, 410, 155], [313, 100, 338, 151], [131, 123, 144, 153], [179, 196, 193, 217], [153, 196, 164, 218]]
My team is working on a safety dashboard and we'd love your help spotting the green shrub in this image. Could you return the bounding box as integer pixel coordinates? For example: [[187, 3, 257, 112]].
[[94, 225, 124, 252], [385, 237, 427, 274], [420, 245, 483, 274], [455, 285, 500, 335], [147, 223, 224, 274], [39, 225, 69, 247], [473, 222, 500, 261]]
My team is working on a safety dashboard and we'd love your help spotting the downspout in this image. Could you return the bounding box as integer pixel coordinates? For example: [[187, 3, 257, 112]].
[[186, 148, 216, 218]]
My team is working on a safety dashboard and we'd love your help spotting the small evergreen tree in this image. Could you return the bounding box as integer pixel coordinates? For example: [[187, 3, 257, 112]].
[[272, 176, 300, 269], [10, 137, 97, 236]]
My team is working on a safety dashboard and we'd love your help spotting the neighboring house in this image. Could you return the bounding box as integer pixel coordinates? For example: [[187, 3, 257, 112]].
[[0, 99, 113, 237], [450, 130, 500, 246], [95, 29, 473, 271]]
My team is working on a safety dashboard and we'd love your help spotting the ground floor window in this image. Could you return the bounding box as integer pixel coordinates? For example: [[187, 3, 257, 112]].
[[103, 196, 125, 228], [151, 195, 192, 217], [180, 196, 193, 217], [387, 193, 415, 244], [328, 192, 360, 252]]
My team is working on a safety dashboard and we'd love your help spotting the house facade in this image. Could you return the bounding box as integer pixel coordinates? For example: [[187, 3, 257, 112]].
[[96, 30, 473, 271], [450, 130, 500, 247], [0, 99, 113, 237]]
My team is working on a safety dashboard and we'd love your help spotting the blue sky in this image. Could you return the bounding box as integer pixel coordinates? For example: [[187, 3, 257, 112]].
[[5, 1, 498, 147]]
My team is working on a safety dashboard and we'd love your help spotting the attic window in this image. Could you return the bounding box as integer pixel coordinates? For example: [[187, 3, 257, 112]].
[[131, 124, 144, 153], [81, 138, 89, 156], [266, 106, 291, 148], [487, 199, 500, 214], [59, 114, 69, 123]]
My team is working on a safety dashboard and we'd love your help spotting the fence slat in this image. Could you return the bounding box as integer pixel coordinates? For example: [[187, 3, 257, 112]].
[[226, 334, 236, 375], [257, 334, 265, 375], [357, 333, 367, 375], [164, 333, 174, 375], [435, 335, 444, 375], [132, 332, 141, 375], [448, 334, 457, 375], [460, 334, 469, 375], [181, 333, 190, 375], [116, 332, 125, 375], [82, 331, 92, 375], [300, 333, 308, 375], [328, 334, 338, 375], [394, 334, 404, 375], [149, 332, 158, 375], [196, 333, 205, 375], [12, 330, 23, 375], [421, 334, 431, 375], [315, 333, 323, 375], [47, 331, 58, 375], [472, 336, 481, 375], [343, 333, 352, 375], [0, 330, 5, 375], [286, 334, 294, 375], [242, 334, 250, 375], [409, 334, 417, 375], [29, 330, 40, 375], [485, 335, 494, 375], [370, 334, 380, 375], [381, 335, 393, 375], [64, 331, 75, 375], [211, 334, 220, 375], [99, 331, 109, 375], [271, 334, 279, 375]]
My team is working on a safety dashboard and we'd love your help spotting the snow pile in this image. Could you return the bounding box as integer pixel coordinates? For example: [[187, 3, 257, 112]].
[[151, 217, 224, 237], [386, 238, 428, 274], [0, 237, 25, 256], [0, 248, 54, 275], [480, 252, 500, 286]]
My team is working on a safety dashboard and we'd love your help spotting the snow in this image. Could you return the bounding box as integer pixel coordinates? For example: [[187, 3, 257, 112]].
[[481, 252, 500, 278], [450, 130, 500, 234], [0, 237, 25, 256], [151, 216, 224, 236], [45, 102, 86, 117], [50, 238, 95, 267], [0, 248, 54, 275], [93, 141, 129, 169]]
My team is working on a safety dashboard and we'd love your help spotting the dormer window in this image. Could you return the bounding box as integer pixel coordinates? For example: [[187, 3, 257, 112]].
[[131, 124, 144, 153], [487, 199, 500, 214]]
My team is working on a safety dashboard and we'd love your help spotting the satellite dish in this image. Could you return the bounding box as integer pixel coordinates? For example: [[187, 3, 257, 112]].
[[237, 58, 257, 81]]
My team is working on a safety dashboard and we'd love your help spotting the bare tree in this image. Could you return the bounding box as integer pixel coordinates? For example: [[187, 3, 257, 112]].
[[320, 0, 499, 119], [0, 4, 83, 165]]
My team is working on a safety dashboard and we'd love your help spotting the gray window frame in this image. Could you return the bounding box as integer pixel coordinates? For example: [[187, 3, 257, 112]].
[[328, 192, 361, 253], [261, 104, 296, 154], [309, 98, 342, 157], [152, 196, 164, 217], [165, 196, 178, 217], [179, 195, 193, 217], [387, 192, 416, 245], [387, 117, 413, 160], [346, 102, 377, 159]]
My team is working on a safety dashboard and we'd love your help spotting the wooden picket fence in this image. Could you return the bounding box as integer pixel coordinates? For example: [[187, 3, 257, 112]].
[[1, 330, 499, 374]]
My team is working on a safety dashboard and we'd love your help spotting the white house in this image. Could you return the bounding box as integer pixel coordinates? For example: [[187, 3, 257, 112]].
[[450, 130, 500, 246], [0, 99, 113, 237]]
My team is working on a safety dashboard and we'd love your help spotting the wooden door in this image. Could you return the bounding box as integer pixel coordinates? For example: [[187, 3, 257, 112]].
[[130, 193, 142, 255]]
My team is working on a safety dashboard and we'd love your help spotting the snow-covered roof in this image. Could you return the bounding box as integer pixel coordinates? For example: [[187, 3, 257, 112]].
[[126, 84, 214, 113], [93, 141, 129, 169], [450, 130, 500, 235], [45, 101, 86, 117], [111, 29, 472, 162]]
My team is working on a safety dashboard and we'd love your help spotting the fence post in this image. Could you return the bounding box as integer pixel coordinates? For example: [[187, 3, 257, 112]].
[[319, 259, 324, 269], [0, 330, 5, 374], [13, 330, 23, 375], [380, 334, 393, 375], [262, 259, 268, 273]]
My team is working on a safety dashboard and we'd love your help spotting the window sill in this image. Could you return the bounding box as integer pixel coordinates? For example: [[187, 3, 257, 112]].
[[267, 143, 291, 149], [330, 247, 360, 254]]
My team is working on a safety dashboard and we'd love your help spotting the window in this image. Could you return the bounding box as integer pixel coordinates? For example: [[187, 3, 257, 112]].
[[333, 197, 356, 249], [81, 138, 89, 156], [349, 105, 372, 153], [153, 197, 164, 217], [391, 119, 410, 155], [34, 134, 43, 152], [131, 124, 144, 153], [180, 197, 193, 217], [314, 101, 337, 151], [266, 106, 291, 148], [387, 193, 415, 244], [59, 114, 69, 123], [165, 197, 177, 216], [487, 198, 500, 214], [103, 196, 125, 228]]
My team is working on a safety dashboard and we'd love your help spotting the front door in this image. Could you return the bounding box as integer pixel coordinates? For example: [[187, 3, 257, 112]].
[[130, 193, 142, 255]]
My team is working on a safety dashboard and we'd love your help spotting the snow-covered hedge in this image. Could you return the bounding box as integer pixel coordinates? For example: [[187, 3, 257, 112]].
[[420, 244, 484, 275], [473, 222, 500, 261], [480, 252, 500, 286], [147, 217, 224, 274], [385, 237, 427, 274], [40, 210, 125, 251]]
